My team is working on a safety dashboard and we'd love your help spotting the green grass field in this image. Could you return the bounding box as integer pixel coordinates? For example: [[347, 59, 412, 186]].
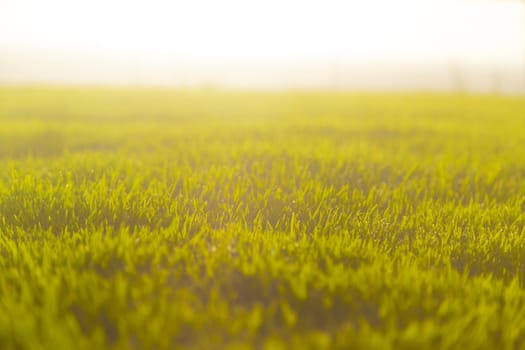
[[0, 87, 525, 349]]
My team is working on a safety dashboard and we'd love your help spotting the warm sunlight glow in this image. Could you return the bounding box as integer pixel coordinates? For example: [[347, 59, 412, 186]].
[[2, 0, 524, 62], [0, 0, 524, 89]]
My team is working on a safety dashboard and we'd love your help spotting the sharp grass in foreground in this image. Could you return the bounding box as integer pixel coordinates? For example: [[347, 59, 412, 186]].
[[0, 88, 525, 349]]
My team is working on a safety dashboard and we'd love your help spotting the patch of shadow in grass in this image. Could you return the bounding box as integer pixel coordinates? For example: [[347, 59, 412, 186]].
[[0, 130, 66, 159]]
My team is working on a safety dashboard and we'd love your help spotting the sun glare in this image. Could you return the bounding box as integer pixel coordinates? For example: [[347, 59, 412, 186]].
[[0, 0, 523, 88], [1, 0, 523, 62]]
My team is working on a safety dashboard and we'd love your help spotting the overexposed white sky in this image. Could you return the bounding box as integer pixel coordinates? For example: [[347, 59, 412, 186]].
[[0, 0, 524, 89]]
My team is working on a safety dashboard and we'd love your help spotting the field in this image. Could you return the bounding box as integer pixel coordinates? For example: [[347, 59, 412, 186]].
[[0, 87, 525, 349]]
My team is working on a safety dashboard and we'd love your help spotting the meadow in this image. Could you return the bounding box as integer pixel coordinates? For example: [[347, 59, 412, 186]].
[[0, 87, 524, 349]]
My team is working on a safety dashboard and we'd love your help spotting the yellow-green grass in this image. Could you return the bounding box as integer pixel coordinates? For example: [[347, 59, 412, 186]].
[[0, 87, 524, 349]]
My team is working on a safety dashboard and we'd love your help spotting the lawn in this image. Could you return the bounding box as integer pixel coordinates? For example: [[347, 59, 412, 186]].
[[0, 87, 524, 349]]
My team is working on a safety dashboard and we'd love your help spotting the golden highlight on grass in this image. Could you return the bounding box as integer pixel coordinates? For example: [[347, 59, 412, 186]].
[[0, 88, 524, 349]]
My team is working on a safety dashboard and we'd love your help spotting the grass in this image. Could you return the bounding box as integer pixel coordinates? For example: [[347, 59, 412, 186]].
[[0, 87, 524, 349]]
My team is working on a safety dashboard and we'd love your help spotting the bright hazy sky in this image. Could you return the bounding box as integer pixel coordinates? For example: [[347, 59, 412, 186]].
[[0, 0, 524, 89]]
